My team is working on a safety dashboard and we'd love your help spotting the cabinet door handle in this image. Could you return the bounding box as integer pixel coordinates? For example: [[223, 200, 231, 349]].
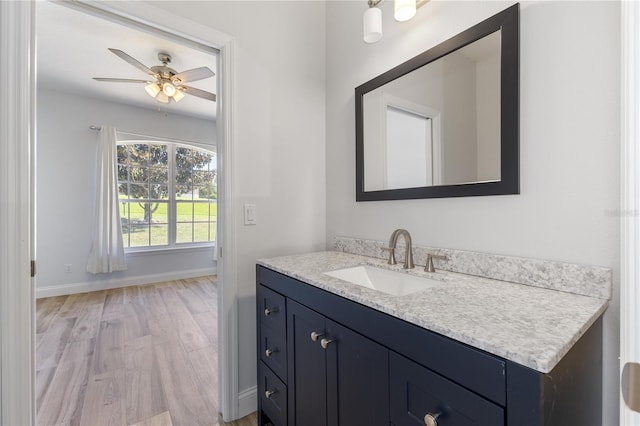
[[264, 307, 279, 316], [320, 338, 334, 349], [310, 331, 324, 342], [424, 413, 440, 426], [265, 348, 275, 357], [265, 389, 277, 399]]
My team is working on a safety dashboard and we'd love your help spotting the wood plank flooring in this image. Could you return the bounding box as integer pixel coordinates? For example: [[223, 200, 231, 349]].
[[36, 277, 257, 426]]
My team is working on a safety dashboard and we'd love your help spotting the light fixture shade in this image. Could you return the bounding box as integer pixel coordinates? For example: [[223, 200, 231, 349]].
[[156, 91, 170, 104], [394, 0, 416, 22], [363, 7, 383, 44], [162, 82, 177, 97], [172, 89, 185, 103], [145, 83, 161, 98]]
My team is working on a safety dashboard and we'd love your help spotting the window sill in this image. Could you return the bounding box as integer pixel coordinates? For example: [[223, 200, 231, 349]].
[[125, 244, 215, 257]]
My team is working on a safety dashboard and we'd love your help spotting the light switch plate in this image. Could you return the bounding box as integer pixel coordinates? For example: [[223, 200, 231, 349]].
[[244, 203, 257, 225]]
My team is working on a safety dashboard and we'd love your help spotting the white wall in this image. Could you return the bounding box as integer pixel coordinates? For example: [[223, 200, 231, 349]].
[[36, 88, 218, 295], [476, 49, 501, 182], [144, 1, 327, 394], [326, 1, 620, 425], [441, 51, 478, 184]]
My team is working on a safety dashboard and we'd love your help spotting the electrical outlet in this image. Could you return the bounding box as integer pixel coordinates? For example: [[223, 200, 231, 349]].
[[64, 264, 72, 273]]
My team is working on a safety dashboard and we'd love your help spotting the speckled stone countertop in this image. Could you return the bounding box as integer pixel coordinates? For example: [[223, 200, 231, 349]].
[[257, 251, 609, 374]]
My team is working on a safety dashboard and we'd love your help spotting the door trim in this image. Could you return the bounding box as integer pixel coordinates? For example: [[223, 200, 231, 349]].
[[0, 1, 35, 424], [621, 0, 640, 424]]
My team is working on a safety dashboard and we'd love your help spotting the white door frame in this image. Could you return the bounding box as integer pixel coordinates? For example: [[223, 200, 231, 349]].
[[621, 1, 640, 424], [0, 1, 242, 422], [0, 1, 35, 424]]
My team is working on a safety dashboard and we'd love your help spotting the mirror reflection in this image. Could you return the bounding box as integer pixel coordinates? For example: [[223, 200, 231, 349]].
[[363, 30, 501, 191]]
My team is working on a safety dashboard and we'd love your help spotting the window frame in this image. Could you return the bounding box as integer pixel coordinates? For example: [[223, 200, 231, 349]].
[[117, 139, 217, 252]]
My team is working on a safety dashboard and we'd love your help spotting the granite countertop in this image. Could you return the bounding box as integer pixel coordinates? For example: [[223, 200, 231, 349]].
[[258, 251, 609, 374]]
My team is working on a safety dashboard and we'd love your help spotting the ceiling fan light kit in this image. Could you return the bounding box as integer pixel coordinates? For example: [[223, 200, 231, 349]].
[[145, 82, 161, 98], [93, 48, 216, 104], [172, 89, 185, 103], [162, 81, 176, 97], [156, 91, 170, 104]]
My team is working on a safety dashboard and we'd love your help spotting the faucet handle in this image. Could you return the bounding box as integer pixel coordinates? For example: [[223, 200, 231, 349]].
[[425, 253, 448, 273], [381, 247, 397, 265]]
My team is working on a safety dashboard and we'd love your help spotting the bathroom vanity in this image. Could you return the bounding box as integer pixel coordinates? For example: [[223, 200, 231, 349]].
[[256, 249, 609, 426]]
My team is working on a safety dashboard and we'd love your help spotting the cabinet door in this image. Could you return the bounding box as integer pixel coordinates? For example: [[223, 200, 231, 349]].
[[390, 352, 504, 426], [287, 300, 327, 426], [325, 320, 390, 426]]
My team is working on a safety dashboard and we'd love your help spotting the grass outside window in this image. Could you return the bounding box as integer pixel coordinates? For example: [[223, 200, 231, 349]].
[[118, 142, 217, 249]]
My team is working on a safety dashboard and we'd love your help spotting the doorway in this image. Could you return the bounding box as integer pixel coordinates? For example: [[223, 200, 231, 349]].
[[31, 1, 238, 424]]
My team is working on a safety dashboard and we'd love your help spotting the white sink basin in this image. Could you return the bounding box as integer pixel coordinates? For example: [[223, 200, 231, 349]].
[[324, 265, 444, 296]]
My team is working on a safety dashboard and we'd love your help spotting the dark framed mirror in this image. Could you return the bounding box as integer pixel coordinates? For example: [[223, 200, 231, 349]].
[[355, 4, 519, 201]]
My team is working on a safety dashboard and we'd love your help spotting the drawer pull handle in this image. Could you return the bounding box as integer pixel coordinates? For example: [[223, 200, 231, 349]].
[[265, 389, 277, 399], [310, 331, 324, 342], [265, 348, 275, 357], [264, 307, 279, 316], [320, 338, 334, 349], [424, 413, 440, 426]]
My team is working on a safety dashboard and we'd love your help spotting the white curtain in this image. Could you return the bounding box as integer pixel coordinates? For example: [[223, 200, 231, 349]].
[[86, 125, 127, 273]]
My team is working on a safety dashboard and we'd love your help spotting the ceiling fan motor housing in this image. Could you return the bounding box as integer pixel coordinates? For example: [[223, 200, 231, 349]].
[[153, 52, 181, 84], [157, 51, 172, 65]]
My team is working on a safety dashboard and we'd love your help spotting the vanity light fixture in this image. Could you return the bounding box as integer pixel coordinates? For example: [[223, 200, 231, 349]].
[[364, 0, 383, 44], [394, 0, 416, 22], [363, 0, 430, 43]]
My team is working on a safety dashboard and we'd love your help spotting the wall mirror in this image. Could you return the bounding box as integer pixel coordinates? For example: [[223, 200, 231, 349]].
[[355, 4, 519, 201]]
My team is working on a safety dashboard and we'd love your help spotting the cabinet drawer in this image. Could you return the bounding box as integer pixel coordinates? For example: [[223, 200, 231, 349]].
[[257, 284, 286, 332], [260, 323, 287, 381], [259, 361, 288, 426], [390, 352, 504, 426]]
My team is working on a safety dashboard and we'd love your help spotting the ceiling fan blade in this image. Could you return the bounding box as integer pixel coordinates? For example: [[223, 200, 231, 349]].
[[172, 67, 215, 83], [93, 78, 151, 83], [181, 85, 217, 102], [108, 48, 155, 76]]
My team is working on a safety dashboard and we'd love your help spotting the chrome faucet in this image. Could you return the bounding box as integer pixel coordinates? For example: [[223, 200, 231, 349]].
[[384, 229, 414, 269]]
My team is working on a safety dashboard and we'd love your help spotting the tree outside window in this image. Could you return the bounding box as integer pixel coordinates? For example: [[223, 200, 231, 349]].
[[117, 142, 216, 248]]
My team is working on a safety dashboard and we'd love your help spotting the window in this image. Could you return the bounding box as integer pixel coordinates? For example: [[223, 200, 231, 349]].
[[117, 142, 216, 249]]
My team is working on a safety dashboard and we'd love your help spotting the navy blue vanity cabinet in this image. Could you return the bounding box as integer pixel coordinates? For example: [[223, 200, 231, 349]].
[[390, 352, 504, 425], [287, 300, 390, 426], [257, 265, 603, 426], [257, 285, 288, 426], [286, 300, 327, 426]]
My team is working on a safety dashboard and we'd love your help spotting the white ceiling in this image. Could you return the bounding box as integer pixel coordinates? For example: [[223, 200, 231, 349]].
[[36, 2, 218, 121]]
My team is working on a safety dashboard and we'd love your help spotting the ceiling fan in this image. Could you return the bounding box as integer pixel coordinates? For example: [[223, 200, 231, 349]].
[[93, 48, 216, 104]]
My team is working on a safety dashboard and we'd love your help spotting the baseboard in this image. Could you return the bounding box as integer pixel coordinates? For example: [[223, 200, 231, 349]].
[[35, 267, 217, 298], [238, 385, 257, 419]]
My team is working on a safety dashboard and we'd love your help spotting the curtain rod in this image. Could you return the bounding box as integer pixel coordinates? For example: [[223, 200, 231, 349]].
[[88, 125, 215, 150]]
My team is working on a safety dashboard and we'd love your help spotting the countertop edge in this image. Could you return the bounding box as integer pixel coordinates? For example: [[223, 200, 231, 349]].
[[257, 251, 609, 374]]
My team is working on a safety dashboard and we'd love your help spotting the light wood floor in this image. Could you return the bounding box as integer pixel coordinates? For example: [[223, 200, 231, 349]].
[[36, 277, 257, 426]]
